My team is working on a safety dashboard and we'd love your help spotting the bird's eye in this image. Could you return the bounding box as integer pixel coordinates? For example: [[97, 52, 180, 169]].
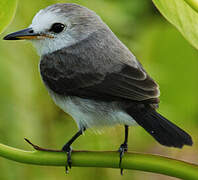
[[49, 23, 65, 33]]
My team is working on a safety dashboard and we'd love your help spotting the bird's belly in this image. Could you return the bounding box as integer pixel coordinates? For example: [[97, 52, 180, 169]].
[[49, 91, 136, 129]]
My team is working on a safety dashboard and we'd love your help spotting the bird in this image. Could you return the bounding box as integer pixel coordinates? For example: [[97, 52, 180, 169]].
[[3, 3, 193, 174]]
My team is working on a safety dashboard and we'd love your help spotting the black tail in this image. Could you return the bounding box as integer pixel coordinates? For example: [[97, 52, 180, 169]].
[[126, 105, 193, 148]]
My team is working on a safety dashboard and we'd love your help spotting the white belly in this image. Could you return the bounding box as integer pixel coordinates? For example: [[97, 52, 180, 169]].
[[49, 91, 136, 129]]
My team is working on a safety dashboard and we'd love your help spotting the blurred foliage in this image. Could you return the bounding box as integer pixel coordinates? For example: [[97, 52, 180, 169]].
[[0, 0, 198, 180], [153, 0, 198, 50], [0, 0, 17, 34]]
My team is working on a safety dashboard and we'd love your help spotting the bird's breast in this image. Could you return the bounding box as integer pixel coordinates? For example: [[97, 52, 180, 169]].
[[48, 90, 136, 129]]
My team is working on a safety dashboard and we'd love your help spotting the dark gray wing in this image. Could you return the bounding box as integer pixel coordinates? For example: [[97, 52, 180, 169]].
[[40, 53, 159, 103], [40, 30, 160, 103]]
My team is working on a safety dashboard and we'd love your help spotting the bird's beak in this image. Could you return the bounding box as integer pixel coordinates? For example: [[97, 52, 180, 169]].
[[3, 27, 53, 40]]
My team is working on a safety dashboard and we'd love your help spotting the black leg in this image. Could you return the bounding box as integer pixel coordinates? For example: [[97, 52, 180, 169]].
[[118, 125, 129, 175], [62, 127, 86, 173]]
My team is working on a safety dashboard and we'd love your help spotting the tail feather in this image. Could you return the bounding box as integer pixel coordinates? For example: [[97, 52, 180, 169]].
[[127, 105, 193, 148]]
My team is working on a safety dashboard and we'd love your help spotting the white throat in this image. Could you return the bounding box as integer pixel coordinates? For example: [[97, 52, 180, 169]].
[[30, 33, 77, 56]]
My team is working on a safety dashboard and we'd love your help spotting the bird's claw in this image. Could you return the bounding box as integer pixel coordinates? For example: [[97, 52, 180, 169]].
[[62, 145, 72, 173], [118, 143, 128, 175]]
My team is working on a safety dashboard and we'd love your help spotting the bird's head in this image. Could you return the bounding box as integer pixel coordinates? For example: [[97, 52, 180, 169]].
[[3, 3, 104, 56]]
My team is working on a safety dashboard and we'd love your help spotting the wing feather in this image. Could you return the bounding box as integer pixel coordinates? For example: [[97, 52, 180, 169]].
[[40, 30, 160, 103]]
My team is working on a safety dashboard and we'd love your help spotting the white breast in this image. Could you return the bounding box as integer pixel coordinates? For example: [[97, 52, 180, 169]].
[[49, 91, 136, 130]]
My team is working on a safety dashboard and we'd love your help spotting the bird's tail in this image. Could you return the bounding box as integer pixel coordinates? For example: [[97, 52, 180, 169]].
[[126, 105, 193, 148]]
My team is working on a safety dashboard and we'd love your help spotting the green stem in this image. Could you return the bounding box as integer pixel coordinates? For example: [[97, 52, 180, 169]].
[[0, 143, 197, 179], [184, 0, 198, 12]]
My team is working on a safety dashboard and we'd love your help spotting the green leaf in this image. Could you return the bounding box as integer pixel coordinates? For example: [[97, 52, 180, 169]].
[[184, 0, 198, 12], [152, 0, 198, 50], [0, 0, 17, 34]]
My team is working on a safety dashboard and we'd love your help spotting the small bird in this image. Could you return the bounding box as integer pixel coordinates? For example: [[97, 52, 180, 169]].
[[4, 3, 193, 174]]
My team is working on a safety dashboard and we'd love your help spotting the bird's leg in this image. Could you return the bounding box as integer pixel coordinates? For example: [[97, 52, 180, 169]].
[[118, 125, 129, 175], [62, 127, 86, 173]]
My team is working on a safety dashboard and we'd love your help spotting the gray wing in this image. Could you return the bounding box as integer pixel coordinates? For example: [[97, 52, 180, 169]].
[[40, 30, 160, 103]]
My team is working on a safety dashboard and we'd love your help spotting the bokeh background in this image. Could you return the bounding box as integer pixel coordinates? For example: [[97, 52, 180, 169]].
[[0, 0, 198, 179]]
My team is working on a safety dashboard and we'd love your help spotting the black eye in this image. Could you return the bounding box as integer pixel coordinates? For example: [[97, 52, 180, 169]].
[[49, 23, 65, 33]]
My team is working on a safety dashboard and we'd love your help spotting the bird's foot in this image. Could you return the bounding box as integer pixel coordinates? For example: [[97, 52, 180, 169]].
[[62, 144, 72, 173], [118, 143, 128, 175]]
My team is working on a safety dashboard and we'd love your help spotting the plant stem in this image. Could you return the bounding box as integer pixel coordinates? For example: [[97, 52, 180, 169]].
[[184, 0, 198, 12], [0, 142, 198, 179]]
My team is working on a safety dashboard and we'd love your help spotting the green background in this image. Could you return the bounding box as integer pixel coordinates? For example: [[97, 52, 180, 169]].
[[0, 0, 198, 179]]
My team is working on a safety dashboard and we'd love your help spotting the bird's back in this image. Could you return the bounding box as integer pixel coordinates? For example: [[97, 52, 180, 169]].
[[40, 28, 160, 104]]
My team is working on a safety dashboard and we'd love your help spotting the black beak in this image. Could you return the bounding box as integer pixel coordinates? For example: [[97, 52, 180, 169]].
[[3, 28, 52, 40]]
